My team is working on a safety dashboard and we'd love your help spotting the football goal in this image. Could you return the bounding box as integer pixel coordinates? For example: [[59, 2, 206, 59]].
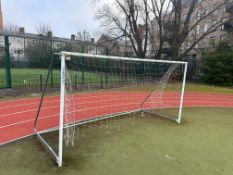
[[34, 51, 188, 167]]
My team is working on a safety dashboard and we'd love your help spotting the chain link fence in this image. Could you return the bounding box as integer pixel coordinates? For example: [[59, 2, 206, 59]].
[[0, 33, 203, 97]]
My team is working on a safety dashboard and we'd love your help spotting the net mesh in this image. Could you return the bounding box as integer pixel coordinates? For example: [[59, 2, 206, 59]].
[[64, 55, 185, 131], [63, 65, 76, 146], [35, 53, 186, 152]]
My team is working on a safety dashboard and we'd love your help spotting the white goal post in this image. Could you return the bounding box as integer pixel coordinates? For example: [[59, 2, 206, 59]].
[[34, 51, 188, 167]]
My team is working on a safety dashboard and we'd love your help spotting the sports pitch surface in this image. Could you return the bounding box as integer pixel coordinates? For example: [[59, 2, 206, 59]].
[[1, 107, 233, 175], [0, 92, 233, 145]]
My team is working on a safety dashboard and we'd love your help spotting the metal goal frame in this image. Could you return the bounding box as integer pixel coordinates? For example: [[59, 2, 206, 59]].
[[34, 51, 188, 167]]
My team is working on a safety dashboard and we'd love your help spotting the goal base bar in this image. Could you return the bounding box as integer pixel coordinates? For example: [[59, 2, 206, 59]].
[[142, 110, 179, 123], [37, 108, 181, 137], [35, 132, 60, 165]]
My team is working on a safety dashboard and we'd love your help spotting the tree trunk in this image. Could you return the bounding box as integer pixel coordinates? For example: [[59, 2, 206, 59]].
[[156, 39, 164, 59], [137, 45, 145, 58], [172, 44, 181, 60]]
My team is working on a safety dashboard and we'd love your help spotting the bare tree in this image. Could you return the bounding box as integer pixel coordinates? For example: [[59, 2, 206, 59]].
[[149, 0, 230, 60], [148, 0, 173, 59], [96, 0, 150, 58], [3, 23, 20, 33], [25, 23, 54, 67], [35, 22, 52, 35], [76, 30, 91, 41]]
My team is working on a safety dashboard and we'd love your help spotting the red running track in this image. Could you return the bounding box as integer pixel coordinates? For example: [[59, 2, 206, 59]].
[[0, 91, 233, 145]]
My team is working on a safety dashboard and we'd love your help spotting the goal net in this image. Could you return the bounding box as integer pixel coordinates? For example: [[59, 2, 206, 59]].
[[34, 51, 188, 167]]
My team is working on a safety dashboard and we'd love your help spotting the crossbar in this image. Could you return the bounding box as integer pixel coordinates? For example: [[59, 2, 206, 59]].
[[59, 51, 187, 65]]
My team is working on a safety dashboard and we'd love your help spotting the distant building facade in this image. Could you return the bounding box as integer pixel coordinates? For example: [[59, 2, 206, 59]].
[[0, 1, 108, 65], [181, 0, 233, 57], [0, 27, 107, 64], [150, 0, 233, 59]]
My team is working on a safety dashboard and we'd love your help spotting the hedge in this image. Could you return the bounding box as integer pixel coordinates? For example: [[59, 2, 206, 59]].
[[202, 49, 233, 86]]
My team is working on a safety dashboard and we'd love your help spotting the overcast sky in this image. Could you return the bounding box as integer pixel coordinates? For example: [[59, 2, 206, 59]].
[[2, 0, 100, 38]]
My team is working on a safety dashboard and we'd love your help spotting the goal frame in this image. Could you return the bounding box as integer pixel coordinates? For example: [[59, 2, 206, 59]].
[[34, 51, 188, 167]]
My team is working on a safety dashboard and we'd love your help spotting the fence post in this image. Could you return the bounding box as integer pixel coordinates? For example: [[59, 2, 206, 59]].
[[24, 75, 27, 96], [50, 47, 54, 87], [50, 65, 53, 87], [105, 48, 109, 85], [125, 52, 128, 82], [4, 35, 12, 88], [82, 46, 85, 84], [101, 74, 103, 89], [40, 74, 43, 92], [75, 74, 77, 90]]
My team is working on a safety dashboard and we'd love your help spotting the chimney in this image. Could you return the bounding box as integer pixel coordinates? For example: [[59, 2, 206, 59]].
[[71, 34, 76, 40], [91, 38, 95, 44], [47, 31, 52, 38], [19, 27, 25, 34]]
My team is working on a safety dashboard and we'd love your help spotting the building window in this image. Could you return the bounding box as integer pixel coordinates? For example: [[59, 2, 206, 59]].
[[220, 35, 226, 41], [212, 20, 217, 27], [187, 42, 190, 49], [196, 25, 200, 34], [204, 22, 208, 32], [205, 7, 209, 15], [197, 10, 201, 20], [14, 49, 18, 55], [213, 4, 219, 15], [203, 38, 207, 48], [222, 18, 227, 30], [181, 42, 185, 50], [32, 39, 37, 45], [183, 14, 187, 21], [210, 37, 216, 47], [188, 30, 192, 37], [13, 48, 23, 55], [16, 37, 21, 43]]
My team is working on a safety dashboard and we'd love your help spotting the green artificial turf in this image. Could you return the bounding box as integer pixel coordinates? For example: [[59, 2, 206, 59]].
[[0, 68, 118, 88], [1, 68, 232, 94], [1, 107, 233, 175], [185, 83, 233, 94]]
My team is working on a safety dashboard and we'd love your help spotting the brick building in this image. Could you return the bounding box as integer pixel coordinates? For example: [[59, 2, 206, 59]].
[[182, 0, 233, 56], [150, 0, 233, 59]]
